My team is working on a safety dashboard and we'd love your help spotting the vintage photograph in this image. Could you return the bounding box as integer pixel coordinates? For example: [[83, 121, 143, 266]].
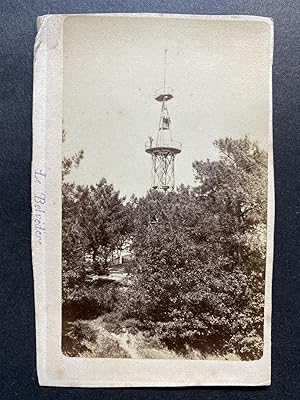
[[61, 15, 271, 362]]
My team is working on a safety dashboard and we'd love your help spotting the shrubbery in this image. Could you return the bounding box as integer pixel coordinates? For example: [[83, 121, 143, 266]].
[[119, 137, 267, 360], [62, 281, 119, 321], [62, 319, 97, 357]]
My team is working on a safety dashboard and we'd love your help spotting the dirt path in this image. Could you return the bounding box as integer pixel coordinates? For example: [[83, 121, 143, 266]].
[[82, 316, 239, 360], [83, 316, 179, 359], [84, 316, 141, 358]]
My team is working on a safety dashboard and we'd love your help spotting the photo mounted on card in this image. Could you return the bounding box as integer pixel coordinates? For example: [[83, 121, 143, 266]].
[[32, 13, 274, 387]]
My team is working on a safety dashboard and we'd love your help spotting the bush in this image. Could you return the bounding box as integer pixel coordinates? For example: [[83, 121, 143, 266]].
[[62, 281, 119, 322], [226, 330, 264, 361], [62, 320, 97, 357]]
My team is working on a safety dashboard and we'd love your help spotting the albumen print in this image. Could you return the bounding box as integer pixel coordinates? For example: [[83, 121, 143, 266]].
[[62, 16, 271, 361], [32, 14, 273, 386]]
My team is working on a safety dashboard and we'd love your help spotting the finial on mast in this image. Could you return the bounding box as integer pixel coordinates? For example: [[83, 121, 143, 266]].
[[154, 49, 173, 102]]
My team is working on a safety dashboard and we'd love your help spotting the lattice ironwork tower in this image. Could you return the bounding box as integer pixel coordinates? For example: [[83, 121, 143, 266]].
[[145, 50, 182, 191]]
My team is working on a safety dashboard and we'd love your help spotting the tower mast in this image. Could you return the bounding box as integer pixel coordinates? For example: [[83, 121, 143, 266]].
[[163, 48, 167, 93], [145, 50, 182, 191]]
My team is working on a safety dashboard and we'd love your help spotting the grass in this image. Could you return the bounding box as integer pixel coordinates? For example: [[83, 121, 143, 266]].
[[72, 315, 241, 360]]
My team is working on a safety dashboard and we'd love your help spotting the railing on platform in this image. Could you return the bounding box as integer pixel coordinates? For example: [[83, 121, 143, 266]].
[[145, 139, 182, 151]]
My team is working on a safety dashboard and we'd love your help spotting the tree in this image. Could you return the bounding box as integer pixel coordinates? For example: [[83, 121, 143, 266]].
[[193, 136, 267, 266], [193, 137, 267, 358], [74, 179, 132, 275], [62, 128, 84, 180], [62, 130, 85, 304]]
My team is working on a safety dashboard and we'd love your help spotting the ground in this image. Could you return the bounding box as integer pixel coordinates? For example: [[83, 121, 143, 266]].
[[75, 315, 240, 360]]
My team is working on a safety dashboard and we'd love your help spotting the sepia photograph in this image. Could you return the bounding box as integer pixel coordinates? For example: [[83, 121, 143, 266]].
[[1, 0, 299, 394], [61, 15, 271, 362], [31, 13, 274, 386]]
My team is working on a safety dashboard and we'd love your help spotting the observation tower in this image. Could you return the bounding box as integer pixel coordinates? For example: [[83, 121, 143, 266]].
[[145, 50, 182, 191]]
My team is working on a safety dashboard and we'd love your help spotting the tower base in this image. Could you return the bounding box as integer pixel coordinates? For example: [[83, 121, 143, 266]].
[[151, 151, 176, 191]]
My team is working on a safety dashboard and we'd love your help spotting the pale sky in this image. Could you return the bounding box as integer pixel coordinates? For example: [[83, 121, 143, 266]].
[[63, 15, 271, 198]]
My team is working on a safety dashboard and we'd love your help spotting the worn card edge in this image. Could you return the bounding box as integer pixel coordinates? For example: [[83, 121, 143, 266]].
[[32, 13, 274, 387]]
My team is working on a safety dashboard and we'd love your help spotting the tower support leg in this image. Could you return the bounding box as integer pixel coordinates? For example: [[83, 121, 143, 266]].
[[151, 152, 176, 191]]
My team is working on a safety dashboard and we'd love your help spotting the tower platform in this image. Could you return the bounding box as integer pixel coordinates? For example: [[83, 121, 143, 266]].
[[154, 87, 174, 102], [145, 142, 182, 155]]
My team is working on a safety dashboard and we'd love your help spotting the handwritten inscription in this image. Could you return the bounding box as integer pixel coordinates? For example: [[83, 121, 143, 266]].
[[34, 169, 46, 245]]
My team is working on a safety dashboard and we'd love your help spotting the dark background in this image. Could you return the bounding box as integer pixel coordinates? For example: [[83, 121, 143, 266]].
[[0, 0, 299, 399]]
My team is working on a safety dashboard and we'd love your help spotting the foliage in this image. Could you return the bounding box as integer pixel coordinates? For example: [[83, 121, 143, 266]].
[[62, 281, 119, 322], [62, 133, 267, 360], [62, 131, 131, 334], [62, 320, 97, 357], [62, 128, 84, 180], [62, 129, 132, 305], [62, 129, 86, 305], [62, 179, 132, 309], [72, 180, 133, 275], [193, 136, 267, 359], [120, 136, 267, 360]]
